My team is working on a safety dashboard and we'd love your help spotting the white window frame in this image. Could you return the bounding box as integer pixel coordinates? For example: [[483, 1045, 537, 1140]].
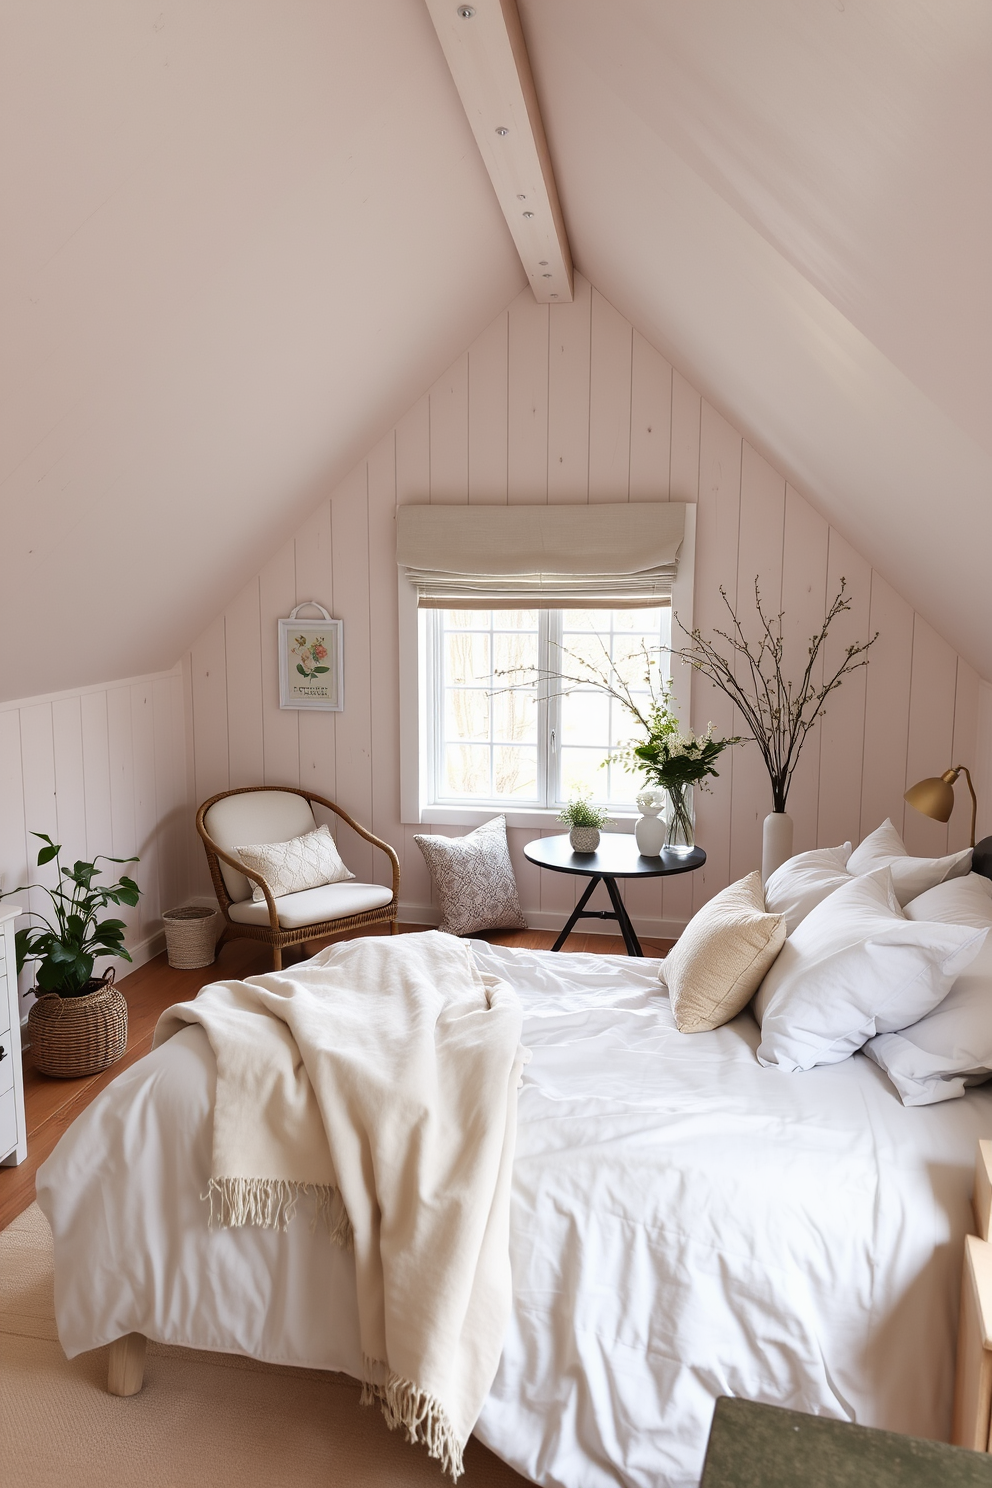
[[398, 506, 695, 828]]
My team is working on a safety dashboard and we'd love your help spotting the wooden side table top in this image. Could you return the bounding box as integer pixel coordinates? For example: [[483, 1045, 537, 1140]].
[[700, 1396, 992, 1488]]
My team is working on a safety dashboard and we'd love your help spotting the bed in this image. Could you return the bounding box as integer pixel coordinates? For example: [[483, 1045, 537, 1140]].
[[35, 937, 992, 1488]]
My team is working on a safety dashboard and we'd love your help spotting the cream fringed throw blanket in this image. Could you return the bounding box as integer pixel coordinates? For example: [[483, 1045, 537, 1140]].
[[154, 932, 527, 1479]]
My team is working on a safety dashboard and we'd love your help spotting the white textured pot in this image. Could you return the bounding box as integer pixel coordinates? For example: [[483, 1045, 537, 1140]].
[[569, 826, 600, 853], [634, 811, 666, 857], [762, 811, 794, 885]]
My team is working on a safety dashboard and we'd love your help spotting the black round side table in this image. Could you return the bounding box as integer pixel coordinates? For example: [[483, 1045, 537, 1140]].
[[523, 832, 706, 956]]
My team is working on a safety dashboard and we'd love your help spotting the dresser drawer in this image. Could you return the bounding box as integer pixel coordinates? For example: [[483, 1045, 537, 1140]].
[[0, 1030, 14, 1098], [0, 1084, 16, 1160]]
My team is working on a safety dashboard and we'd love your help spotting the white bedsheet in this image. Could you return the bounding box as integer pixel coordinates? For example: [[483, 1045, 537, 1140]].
[[36, 943, 992, 1488]]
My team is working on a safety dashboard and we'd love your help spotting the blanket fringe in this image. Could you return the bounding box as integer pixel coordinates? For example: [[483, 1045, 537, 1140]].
[[360, 1353, 465, 1481], [204, 1177, 352, 1244]]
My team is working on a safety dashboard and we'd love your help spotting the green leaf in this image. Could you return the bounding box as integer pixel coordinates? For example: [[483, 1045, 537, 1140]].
[[313, 666, 330, 674], [36, 843, 59, 866], [296, 663, 307, 676]]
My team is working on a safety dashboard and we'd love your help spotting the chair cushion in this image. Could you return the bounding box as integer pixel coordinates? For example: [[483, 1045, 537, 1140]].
[[228, 881, 394, 930], [203, 791, 318, 902], [235, 822, 354, 902]]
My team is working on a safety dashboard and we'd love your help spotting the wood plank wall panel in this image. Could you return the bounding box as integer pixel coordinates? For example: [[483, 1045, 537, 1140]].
[[690, 403, 741, 911], [181, 275, 984, 935], [224, 579, 265, 790], [951, 660, 982, 853], [589, 289, 633, 501], [904, 617, 958, 857], [0, 669, 189, 1017], [468, 315, 509, 505], [295, 501, 336, 802], [629, 333, 672, 502], [860, 573, 915, 842], [778, 488, 829, 855], [547, 275, 591, 505], [729, 446, 786, 884], [507, 296, 549, 502]]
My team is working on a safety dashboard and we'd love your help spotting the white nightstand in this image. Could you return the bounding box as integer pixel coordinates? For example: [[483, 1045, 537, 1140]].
[[0, 905, 26, 1167]]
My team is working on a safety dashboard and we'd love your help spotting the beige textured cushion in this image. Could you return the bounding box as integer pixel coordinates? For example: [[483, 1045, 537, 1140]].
[[661, 871, 786, 1033], [235, 822, 354, 902]]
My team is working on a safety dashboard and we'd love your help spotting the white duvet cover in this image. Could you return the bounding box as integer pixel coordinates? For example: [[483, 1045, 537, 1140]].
[[36, 943, 992, 1488]]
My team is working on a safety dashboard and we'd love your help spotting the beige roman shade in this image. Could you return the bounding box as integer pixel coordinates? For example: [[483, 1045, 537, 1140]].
[[396, 502, 686, 608]]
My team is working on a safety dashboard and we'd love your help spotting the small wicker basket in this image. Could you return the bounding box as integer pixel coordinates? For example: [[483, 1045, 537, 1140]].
[[28, 969, 128, 1079], [162, 904, 220, 969]]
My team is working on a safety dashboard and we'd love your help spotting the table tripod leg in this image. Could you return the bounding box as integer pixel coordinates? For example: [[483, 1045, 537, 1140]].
[[551, 875, 600, 951], [604, 876, 643, 956]]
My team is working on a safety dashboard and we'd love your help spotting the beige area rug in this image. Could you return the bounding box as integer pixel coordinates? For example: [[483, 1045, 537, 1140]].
[[1, 1204, 531, 1488]]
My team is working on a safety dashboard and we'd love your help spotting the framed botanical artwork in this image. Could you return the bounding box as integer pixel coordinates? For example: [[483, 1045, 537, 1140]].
[[278, 602, 344, 710]]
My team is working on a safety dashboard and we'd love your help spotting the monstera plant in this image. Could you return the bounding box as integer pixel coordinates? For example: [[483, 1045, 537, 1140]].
[[4, 832, 141, 996]]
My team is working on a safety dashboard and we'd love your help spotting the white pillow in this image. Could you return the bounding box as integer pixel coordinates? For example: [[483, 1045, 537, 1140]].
[[235, 822, 354, 903], [847, 818, 971, 906], [863, 872, 992, 1105], [863, 974, 992, 1106], [754, 868, 986, 1072], [763, 843, 853, 935]]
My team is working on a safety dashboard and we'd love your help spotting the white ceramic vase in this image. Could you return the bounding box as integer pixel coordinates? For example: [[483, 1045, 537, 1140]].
[[634, 809, 666, 857], [762, 811, 794, 884]]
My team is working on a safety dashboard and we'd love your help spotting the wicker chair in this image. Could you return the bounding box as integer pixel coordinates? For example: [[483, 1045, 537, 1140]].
[[196, 786, 400, 970]]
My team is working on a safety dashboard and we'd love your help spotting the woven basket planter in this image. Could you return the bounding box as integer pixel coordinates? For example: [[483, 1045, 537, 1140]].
[[28, 972, 128, 1079], [163, 905, 220, 970]]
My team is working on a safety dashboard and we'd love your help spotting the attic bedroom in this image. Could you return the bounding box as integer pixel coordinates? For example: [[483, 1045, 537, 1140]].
[[3, 3, 992, 1486]]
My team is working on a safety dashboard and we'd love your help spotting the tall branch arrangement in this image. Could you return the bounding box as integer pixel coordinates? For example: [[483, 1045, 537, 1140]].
[[677, 578, 877, 814], [495, 638, 739, 794]]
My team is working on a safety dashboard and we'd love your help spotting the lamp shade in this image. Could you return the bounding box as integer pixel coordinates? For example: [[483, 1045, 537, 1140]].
[[904, 772, 957, 824]]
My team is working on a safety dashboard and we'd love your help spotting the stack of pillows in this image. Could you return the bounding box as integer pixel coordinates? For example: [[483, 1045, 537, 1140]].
[[661, 818, 992, 1107]]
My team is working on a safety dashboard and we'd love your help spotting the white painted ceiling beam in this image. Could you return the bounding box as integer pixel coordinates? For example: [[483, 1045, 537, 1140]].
[[424, 0, 573, 303]]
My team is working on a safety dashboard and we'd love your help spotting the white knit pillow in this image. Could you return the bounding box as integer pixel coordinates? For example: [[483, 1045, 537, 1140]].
[[235, 822, 354, 902], [414, 816, 526, 937], [660, 872, 786, 1034]]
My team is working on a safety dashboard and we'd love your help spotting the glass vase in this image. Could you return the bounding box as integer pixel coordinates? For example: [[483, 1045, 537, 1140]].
[[664, 783, 695, 854]]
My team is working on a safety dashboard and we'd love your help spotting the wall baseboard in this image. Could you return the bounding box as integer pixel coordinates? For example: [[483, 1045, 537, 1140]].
[[398, 901, 686, 943]]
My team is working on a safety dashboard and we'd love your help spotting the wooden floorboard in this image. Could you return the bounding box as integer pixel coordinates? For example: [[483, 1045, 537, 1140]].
[[0, 924, 672, 1231]]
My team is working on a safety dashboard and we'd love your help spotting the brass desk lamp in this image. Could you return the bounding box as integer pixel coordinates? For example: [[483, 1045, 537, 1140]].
[[904, 765, 977, 849]]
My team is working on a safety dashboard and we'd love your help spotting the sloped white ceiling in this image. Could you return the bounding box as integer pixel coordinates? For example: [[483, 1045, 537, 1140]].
[[3, 1, 991, 696], [0, 1, 523, 700], [518, 0, 992, 678]]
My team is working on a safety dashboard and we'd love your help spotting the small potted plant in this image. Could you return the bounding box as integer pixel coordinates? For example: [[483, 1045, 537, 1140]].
[[2, 832, 141, 1078], [558, 796, 612, 854]]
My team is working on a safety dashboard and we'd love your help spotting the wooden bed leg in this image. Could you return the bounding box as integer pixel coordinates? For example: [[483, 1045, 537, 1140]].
[[107, 1332, 146, 1397]]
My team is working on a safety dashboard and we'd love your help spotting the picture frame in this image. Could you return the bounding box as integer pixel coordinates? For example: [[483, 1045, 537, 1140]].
[[278, 602, 343, 711]]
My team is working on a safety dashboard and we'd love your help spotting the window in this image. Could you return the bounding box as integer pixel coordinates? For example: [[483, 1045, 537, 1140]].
[[427, 606, 672, 811]]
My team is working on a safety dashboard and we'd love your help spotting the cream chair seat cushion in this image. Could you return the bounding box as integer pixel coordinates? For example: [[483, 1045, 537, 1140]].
[[228, 882, 393, 930]]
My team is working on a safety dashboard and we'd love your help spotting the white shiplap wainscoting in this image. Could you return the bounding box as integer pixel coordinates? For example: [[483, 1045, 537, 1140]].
[[0, 667, 191, 1017], [183, 275, 982, 941]]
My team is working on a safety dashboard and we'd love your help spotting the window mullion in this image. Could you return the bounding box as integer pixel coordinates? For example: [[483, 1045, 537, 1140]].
[[545, 610, 563, 809]]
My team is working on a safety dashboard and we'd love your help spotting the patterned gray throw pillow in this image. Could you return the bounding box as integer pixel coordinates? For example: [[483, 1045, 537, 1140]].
[[414, 815, 527, 937]]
